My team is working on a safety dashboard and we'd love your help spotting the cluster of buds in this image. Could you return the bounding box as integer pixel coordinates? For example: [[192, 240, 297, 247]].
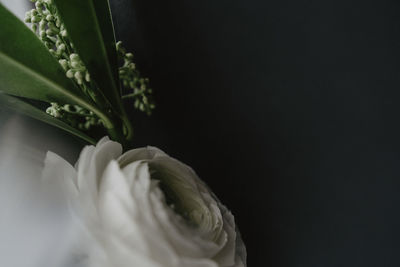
[[25, 0, 91, 88], [26, 0, 101, 131], [117, 41, 155, 115], [25, 0, 155, 133], [60, 53, 91, 85], [25, 0, 67, 54], [46, 103, 102, 130], [25, 0, 87, 86]]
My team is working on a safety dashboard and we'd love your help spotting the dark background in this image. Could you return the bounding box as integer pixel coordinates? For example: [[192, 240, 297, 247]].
[[107, 0, 400, 266]]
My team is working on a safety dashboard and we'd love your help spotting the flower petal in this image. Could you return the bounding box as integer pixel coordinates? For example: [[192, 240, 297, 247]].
[[117, 146, 166, 168], [43, 151, 78, 197]]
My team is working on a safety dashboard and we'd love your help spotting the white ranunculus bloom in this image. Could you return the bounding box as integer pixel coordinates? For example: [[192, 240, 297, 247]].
[[43, 137, 247, 267]]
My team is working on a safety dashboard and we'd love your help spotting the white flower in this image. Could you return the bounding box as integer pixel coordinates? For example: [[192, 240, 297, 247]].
[[43, 137, 247, 267]]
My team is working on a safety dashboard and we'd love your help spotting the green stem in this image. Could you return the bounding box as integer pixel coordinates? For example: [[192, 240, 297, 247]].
[[101, 112, 133, 149], [121, 91, 142, 99], [121, 114, 134, 141]]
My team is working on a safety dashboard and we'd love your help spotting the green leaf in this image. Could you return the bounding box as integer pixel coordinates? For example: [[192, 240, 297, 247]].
[[53, 0, 123, 115], [0, 94, 95, 144], [0, 4, 112, 128]]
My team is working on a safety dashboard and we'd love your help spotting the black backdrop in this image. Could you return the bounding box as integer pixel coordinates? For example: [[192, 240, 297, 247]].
[[107, 1, 400, 266]]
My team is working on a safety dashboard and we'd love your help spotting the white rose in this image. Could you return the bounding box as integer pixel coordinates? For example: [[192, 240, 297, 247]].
[[43, 137, 247, 267]]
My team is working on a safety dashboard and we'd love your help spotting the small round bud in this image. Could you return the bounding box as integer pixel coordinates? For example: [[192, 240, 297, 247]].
[[116, 41, 123, 49], [57, 43, 66, 51], [48, 23, 59, 34], [31, 24, 37, 32], [39, 30, 46, 38], [46, 15, 54, 21], [70, 61, 80, 68], [46, 105, 61, 118], [39, 20, 46, 30], [63, 104, 76, 112], [47, 22, 56, 30], [46, 29, 56, 36], [66, 69, 75, 78], [70, 53, 79, 61], [31, 10, 38, 16], [58, 59, 68, 70], [85, 72, 91, 82], [74, 71, 83, 80], [31, 16, 41, 23], [61, 30, 67, 37], [126, 53, 134, 60], [24, 17, 32, 23], [35, 1, 43, 9]]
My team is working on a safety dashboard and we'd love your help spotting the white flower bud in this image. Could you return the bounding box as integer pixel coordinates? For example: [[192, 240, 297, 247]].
[[31, 16, 41, 23], [74, 71, 83, 80], [46, 14, 54, 21], [126, 53, 134, 59], [35, 1, 43, 9], [70, 61, 80, 68], [57, 43, 66, 52], [46, 29, 56, 36], [70, 53, 79, 61], [85, 72, 91, 82], [58, 59, 68, 70], [39, 20, 46, 31], [66, 69, 74, 78]]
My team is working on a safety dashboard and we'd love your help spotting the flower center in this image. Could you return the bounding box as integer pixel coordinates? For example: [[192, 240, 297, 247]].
[[149, 164, 207, 228]]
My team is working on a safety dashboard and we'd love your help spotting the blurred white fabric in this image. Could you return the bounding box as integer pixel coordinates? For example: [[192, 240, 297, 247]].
[[0, 114, 83, 267], [0, 0, 29, 20], [0, 1, 77, 265], [0, 3, 86, 266]]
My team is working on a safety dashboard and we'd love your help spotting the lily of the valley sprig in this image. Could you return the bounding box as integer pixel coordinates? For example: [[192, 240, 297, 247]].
[[0, 0, 154, 147]]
